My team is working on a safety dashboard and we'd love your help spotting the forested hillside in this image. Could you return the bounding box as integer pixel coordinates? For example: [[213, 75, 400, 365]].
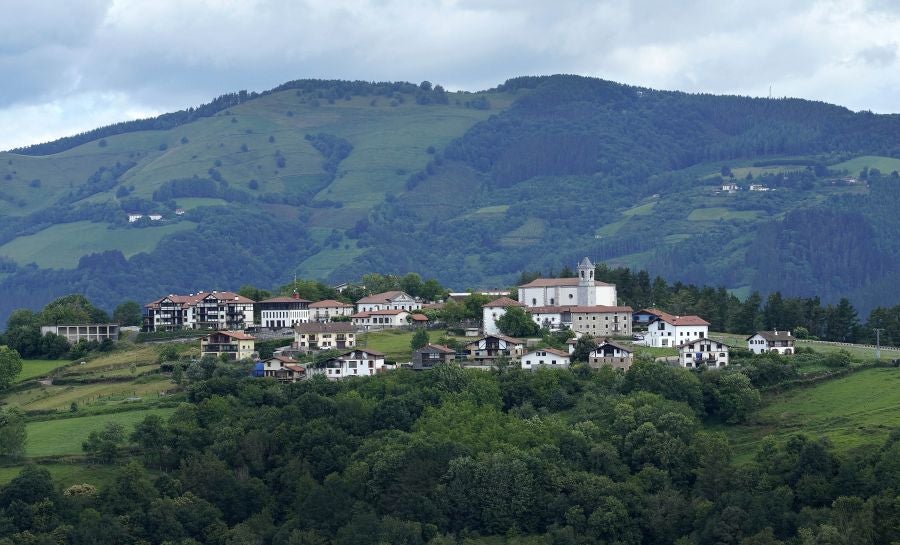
[[1, 75, 899, 319]]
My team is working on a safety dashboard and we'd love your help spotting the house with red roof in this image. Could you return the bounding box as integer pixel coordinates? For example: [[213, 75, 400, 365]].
[[481, 296, 524, 335], [350, 309, 411, 328], [143, 290, 255, 331], [310, 348, 386, 380], [356, 290, 422, 312], [309, 299, 354, 322], [643, 311, 711, 348], [520, 348, 571, 370], [200, 331, 256, 360]]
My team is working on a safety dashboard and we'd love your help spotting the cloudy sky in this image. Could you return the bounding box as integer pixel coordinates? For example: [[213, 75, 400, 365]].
[[1, 0, 898, 151]]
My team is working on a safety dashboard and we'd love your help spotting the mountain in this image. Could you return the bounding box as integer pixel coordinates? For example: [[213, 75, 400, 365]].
[[1, 75, 899, 320]]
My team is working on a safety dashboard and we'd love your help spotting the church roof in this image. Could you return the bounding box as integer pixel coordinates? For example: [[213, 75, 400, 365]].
[[518, 277, 613, 288], [578, 257, 594, 269]]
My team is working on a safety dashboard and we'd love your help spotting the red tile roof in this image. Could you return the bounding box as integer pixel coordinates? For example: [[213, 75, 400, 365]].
[[410, 313, 429, 321], [483, 296, 525, 308], [650, 313, 710, 326], [419, 343, 456, 354]]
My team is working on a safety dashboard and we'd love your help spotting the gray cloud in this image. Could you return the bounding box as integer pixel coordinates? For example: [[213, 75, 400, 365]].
[[1, 0, 899, 150]]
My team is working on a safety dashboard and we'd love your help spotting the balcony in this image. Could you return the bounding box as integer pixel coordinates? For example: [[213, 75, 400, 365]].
[[202, 343, 239, 352]]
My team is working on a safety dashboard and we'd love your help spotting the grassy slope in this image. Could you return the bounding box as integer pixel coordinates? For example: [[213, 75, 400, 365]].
[[0, 221, 196, 269], [728, 367, 900, 460], [24, 407, 177, 457], [831, 155, 900, 175], [0, 463, 120, 488], [0, 89, 508, 279], [17, 359, 70, 382]]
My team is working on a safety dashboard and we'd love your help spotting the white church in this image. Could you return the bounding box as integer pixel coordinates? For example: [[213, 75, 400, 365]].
[[517, 257, 617, 308]]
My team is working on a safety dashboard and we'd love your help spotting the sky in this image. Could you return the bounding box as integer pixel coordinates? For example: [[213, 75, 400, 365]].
[[1, 0, 899, 151]]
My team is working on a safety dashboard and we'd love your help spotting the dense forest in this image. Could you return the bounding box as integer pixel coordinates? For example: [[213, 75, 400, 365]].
[[3, 357, 900, 544]]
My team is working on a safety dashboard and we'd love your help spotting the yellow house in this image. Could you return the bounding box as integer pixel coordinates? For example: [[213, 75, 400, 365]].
[[200, 331, 256, 360]]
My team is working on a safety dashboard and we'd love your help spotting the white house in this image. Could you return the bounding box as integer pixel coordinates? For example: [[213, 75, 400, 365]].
[[722, 182, 740, 192], [262, 355, 307, 383], [749, 184, 770, 192], [258, 295, 311, 329], [350, 309, 410, 328], [482, 296, 525, 335], [312, 349, 385, 380], [527, 306, 567, 330], [677, 339, 730, 368], [643, 311, 710, 348], [747, 330, 796, 355], [520, 348, 571, 370], [518, 257, 617, 308], [41, 324, 120, 344], [128, 213, 144, 223], [356, 291, 422, 312], [309, 299, 354, 322]]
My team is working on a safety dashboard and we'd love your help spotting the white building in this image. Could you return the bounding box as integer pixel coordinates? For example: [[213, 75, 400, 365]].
[[465, 334, 526, 365], [41, 324, 120, 344], [643, 311, 710, 348], [312, 349, 386, 380], [350, 309, 410, 328], [143, 291, 254, 331], [309, 299, 354, 322], [258, 295, 311, 329], [520, 348, 571, 370], [356, 291, 422, 312], [482, 296, 525, 335], [518, 257, 617, 308], [262, 355, 307, 383], [677, 339, 730, 368], [747, 331, 796, 355]]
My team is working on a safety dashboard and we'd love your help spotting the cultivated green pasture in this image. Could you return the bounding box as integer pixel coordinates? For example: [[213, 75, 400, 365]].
[[24, 407, 177, 457], [831, 155, 900, 175], [359, 329, 467, 362], [16, 359, 69, 382], [687, 207, 760, 221], [728, 368, 900, 459], [0, 220, 197, 268], [0, 463, 119, 488], [5, 375, 175, 412]]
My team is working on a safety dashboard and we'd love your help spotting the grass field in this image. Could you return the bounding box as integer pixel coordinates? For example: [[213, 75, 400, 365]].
[[0, 220, 197, 268], [687, 207, 760, 221], [17, 359, 69, 382], [709, 332, 893, 362], [24, 407, 177, 457], [727, 368, 900, 460], [359, 330, 467, 362], [5, 374, 174, 412], [622, 201, 656, 216], [0, 463, 119, 488], [831, 155, 900, 175]]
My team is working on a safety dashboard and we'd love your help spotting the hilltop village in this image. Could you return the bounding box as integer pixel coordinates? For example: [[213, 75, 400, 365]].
[[120, 258, 798, 382]]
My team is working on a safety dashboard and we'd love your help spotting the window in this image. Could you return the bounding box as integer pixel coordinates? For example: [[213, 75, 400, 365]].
[[532, 298, 537, 305]]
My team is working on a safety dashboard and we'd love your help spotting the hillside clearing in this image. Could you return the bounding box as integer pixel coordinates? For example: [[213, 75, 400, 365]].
[[24, 407, 178, 457], [727, 367, 900, 460], [831, 155, 900, 175], [0, 220, 197, 269]]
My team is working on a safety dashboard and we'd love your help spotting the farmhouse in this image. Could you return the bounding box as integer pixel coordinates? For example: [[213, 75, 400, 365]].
[[412, 343, 457, 370], [261, 355, 306, 383], [200, 331, 256, 360], [643, 311, 710, 348], [520, 348, 571, 370], [309, 299, 354, 322], [356, 291, 422, 312], [293, 322, 356, 352], [747, 330, 796, 355], [465, 334, 526, 365], [587, 339, 633, 371], [518, 257, 617, 308], [677, 338, 730, 368]]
